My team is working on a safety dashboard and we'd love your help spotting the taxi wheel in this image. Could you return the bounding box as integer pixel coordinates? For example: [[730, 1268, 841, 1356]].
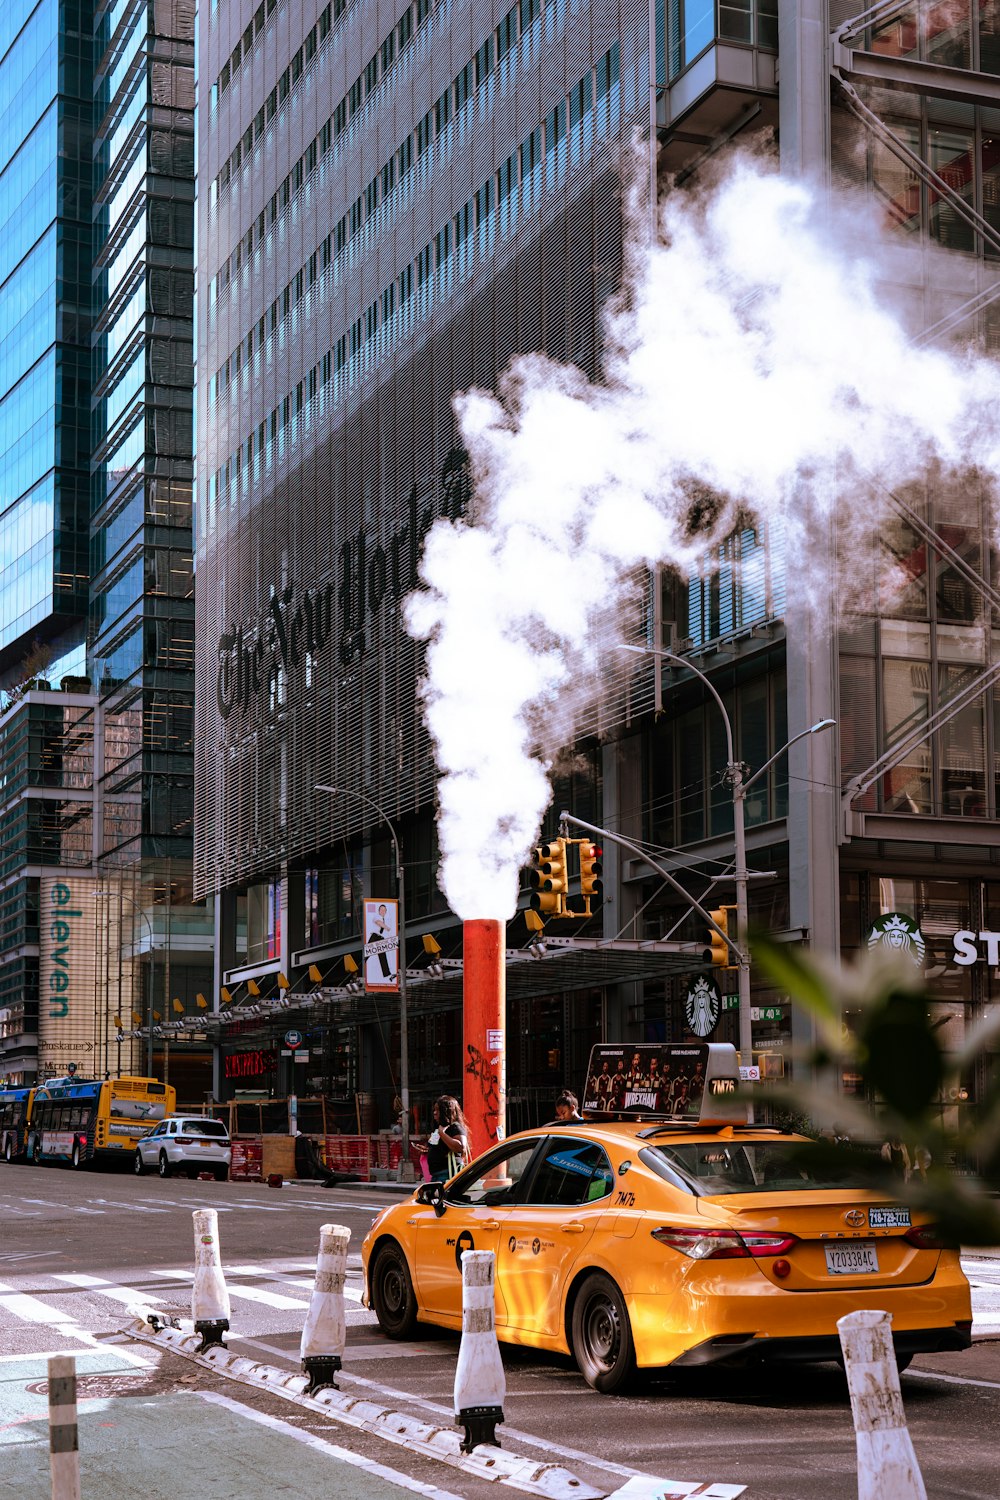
[[571, 1273, 636, 1394], [371, 1242, 418, 1338]]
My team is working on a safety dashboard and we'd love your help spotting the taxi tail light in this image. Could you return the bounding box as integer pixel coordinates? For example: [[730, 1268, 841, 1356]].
[[651, 1228, 798, 1260], [904, 1225, 949, 1250]]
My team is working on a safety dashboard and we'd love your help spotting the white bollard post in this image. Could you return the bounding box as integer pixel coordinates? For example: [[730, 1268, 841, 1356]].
[[838, 1310, 927, 1500], [454, 1248, 505, 1453], [47, 1354, 80, 1500], [192, 1207, 231, 1351], [300, 1221, 350, 1393]]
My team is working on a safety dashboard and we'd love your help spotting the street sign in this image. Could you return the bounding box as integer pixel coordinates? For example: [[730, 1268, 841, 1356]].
[[722, 995, 739, 1011], [284, 1029, 303, 1049]]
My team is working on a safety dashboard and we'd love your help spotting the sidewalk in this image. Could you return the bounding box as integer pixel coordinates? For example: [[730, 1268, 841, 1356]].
[[0, 1345, 461, 1500]]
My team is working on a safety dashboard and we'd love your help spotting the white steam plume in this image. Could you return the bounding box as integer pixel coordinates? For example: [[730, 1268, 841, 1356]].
[[405, 155, 1000, 921]]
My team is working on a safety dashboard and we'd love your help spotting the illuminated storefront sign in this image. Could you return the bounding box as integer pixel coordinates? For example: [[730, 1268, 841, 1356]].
[[224, 1048, 278, 1079]]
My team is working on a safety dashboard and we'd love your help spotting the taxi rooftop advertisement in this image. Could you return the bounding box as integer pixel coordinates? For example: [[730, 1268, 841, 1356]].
[[583, 1043, 746, 1124]]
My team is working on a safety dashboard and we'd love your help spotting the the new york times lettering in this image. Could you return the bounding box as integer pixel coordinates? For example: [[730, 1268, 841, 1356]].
[[216, 450, 469, 720]]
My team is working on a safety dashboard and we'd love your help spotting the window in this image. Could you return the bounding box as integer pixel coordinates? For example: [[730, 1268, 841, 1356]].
[[570, 73, 592, 128], [447, 1140, 542, 1204], [381, 32, 395, 72], [417, 111, 433, 155], [475, 36, 493, 83], [496, 10, 517, 59], [526, 1138, 614, 1205], [397, 8, 413, 50], [454, 61, 473, 111], [435, 88, 451, 135], [397, 135, 413, 178], [365, 56, 379, 96]]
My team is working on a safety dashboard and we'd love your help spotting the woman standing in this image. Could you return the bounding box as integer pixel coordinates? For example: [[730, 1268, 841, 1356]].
[[425, 1096, 470, 1181]]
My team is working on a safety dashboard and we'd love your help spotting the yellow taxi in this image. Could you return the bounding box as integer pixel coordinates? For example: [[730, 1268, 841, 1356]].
[[361, 1043, 972, 1392]]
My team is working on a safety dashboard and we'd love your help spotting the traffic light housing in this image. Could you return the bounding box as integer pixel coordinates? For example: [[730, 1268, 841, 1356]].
[[707, 907, 735, 968], [579, 841, 603, 915], [530, 838, 569, 916]]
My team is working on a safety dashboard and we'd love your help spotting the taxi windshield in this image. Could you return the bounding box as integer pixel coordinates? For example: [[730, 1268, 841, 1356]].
[[646, 1141, 864, 1195]]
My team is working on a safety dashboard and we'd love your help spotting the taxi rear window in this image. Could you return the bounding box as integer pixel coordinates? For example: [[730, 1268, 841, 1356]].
[[642, 1142, 864, 1195]]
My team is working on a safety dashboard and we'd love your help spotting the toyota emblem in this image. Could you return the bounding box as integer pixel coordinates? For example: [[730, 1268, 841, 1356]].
[[843, 1209, 866, 1228]]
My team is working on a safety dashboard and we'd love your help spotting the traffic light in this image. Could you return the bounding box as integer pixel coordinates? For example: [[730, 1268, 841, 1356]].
[[579, 842, 603, 911], [707, 907, 735, 968], [530, 838, 568, 916]]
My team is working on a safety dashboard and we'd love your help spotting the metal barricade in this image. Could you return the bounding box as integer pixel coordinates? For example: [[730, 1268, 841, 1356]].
[[320, 1135, 371, 1180], [229, 1137, 264, 1181]]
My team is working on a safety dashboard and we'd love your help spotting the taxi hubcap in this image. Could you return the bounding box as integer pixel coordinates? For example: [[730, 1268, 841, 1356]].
[[383, 1265, 404, 1312], [583, 1294, 620, 1367]]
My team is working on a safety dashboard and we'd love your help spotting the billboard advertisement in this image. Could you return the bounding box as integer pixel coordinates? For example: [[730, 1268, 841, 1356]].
[[363, 898, 399, 992]]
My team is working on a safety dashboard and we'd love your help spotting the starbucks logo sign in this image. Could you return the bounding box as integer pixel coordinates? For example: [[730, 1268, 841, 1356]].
[[867, 912, 926, 967], [685, 977, 721, 1038]]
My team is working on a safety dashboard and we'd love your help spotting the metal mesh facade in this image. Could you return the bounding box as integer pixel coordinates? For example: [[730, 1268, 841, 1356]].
[[195, 0, 654, 899]]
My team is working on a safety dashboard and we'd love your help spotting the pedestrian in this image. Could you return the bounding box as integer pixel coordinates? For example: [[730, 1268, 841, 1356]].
[[880, 1135, 911, 1181], [553, 1090, 583, 1123], [425, 1095, 471, 1181], [912, 1143, 931, 1181]]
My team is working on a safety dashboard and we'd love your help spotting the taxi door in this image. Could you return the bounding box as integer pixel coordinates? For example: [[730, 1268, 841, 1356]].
[[413, 1137, 544, 1324], [496, 1136, 615, 1339]]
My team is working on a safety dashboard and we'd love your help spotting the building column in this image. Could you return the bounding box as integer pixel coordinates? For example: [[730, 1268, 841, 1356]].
[[603, 733, 644, 1039], [778, 0, 832, 183]]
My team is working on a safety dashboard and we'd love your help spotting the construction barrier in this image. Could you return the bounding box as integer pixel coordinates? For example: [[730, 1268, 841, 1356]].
[[321, 1135, 371, 1180], [229, 1138, 264, 1181], [226, 1132, 429, 1183]]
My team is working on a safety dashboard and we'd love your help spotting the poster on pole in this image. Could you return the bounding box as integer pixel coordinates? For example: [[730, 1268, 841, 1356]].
[[364, 898, 399, 992]]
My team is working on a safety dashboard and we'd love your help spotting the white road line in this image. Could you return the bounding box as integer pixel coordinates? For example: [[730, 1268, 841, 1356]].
[[193, 1390, 467, 1500], [907, 1369, 1000, 1391], [84, 1198, 169, 1214], [0, 1283, 79, 1326], [50, 1273, 161, 1308]]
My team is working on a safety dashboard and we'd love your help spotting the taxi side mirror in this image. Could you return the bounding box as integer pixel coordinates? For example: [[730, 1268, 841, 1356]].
[[416, 1180, 446, 1216]]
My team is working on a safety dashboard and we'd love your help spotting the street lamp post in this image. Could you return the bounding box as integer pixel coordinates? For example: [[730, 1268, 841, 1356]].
[[96, 888, 156, 1076], [315, 785, 412, 1177], [619, 644, 835, 1074]]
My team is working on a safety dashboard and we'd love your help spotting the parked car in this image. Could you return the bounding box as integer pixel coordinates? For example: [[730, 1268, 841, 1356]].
[[134, 1116, 231, 1180]]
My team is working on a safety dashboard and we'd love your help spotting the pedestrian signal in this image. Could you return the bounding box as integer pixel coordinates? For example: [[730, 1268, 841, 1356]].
[[530, 839, 569, 916], [707, 907, 735, 968]]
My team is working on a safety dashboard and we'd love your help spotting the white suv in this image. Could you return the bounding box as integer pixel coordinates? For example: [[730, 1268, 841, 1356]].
[[135, 1116, 231, 1180]]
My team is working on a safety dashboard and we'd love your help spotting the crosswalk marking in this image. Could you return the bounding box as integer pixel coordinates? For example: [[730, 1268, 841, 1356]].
[[0, 1283, 78, 1326], [51, 1274, 161, 1309]]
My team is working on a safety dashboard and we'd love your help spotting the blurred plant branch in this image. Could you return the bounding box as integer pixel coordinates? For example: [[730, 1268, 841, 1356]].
[[753, 937, 1000, 1245]]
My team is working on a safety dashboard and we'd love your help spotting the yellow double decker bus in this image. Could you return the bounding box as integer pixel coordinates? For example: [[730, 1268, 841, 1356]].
[[28, 1076, 176, 1168]]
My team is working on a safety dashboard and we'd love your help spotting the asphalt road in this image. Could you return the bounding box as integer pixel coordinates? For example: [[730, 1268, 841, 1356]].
[[2, 1161, 999, 1500]]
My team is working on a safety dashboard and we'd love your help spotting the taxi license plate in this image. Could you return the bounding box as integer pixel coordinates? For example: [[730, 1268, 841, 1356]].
[[825, 1241, 879, 1275]]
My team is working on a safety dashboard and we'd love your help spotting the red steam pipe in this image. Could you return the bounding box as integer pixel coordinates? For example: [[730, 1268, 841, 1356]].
[[462, 918, 506, 1159]]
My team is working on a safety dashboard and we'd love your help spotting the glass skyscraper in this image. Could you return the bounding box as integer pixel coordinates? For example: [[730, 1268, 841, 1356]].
[[0, 0, 209, 1094]]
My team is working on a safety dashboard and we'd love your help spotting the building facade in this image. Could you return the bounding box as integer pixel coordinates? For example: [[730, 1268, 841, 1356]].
[[194, 0, 999, 1131], [0, 0, 208, 1094]]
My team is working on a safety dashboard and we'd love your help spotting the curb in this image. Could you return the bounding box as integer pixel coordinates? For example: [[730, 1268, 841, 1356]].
[[126, 1318, 604, 1499]]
